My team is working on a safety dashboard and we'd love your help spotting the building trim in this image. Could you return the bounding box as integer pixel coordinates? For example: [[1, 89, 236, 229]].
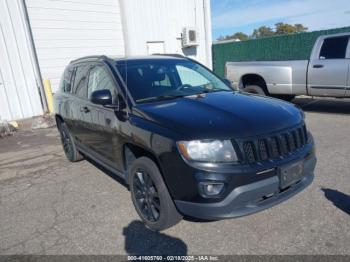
[[19, 0, 48, 112], [203, 0, 212, 69], [118, 0, 129, 56]]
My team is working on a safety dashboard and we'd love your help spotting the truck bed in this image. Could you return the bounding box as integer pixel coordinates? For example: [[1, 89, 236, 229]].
[[226, 60, 309, 95]]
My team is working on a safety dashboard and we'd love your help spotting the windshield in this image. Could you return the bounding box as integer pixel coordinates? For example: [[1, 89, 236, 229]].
[[116, 59, 232, 103]]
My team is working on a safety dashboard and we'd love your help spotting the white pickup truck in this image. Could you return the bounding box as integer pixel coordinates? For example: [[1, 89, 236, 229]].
[[226, 32, 350, 101]]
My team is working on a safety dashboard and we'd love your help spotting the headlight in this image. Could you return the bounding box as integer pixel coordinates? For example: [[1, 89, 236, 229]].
[[177, 140, 238, 163]]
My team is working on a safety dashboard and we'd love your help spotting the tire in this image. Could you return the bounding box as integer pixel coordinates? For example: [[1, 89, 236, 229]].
[[243, 85, 267, 96], [272, 94, 296, 102], [57, 121, 84, 162], [129, 157, 182, 231]]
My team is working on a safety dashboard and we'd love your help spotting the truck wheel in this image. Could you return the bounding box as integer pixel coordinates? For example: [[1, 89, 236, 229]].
[[273, 95, 296, 102], [57, 121, 83, 162], [243, 85, 267, 96], [129, 157, 182, 231]]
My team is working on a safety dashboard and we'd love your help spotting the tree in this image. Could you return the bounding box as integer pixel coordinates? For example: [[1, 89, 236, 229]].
[[231, 32, 249, 41], [294, 23, 308, 33], [216, 22, 308, 41], [217, 32, 249, 41], [251, 26, 274, 39], [275, 23, 308, 35]]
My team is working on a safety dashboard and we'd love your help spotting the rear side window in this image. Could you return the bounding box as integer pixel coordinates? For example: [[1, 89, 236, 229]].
[[72, 65, 89, 99], [319, 36, 349, 59], [59, 67, 74, 93]]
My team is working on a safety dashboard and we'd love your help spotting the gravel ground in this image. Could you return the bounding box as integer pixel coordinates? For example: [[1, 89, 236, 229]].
[[0, 97, 349, 255]]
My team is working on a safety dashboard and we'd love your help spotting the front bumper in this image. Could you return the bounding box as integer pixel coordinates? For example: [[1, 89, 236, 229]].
[[174, 153, 316, 220]]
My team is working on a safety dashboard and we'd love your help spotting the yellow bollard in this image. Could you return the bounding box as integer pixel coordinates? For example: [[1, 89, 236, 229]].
[[43, 79, 54, 113], [9, 121, 19, 129]]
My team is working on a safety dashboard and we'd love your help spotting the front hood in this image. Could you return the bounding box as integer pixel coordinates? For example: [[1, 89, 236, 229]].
[[134, 92, 303, 140]]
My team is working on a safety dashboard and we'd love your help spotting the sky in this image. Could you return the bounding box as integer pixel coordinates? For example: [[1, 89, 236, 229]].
[[211, 0, 350, 40]]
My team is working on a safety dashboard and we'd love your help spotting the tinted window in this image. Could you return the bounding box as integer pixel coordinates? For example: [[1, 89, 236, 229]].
[[87, 66, 117, 102], [72, 65, 89, 98], [153, 73, 172, 87], [117, 60, 231, 102], [319, 36, 349, 59], [59, 66, 74, 92]]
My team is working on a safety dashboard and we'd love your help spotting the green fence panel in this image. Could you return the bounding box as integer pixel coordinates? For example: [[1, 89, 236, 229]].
[[212, 26, 350, 77]]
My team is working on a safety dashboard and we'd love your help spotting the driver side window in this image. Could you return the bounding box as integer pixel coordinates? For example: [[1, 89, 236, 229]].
[[87, 66, 117, 101]]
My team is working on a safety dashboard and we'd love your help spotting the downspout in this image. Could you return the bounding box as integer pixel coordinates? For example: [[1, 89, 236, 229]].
[[118, 0, 130, 56], [18, 0, 48, 113], [203, 0, 212, 69]]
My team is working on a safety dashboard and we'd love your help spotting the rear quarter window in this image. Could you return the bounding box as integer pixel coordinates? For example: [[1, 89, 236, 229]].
[[72, 64, 89, 99], [59, 66, 74, 93]]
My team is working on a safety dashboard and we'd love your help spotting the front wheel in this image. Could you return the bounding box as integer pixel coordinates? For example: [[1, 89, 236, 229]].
[[129, 157, 182, 231]]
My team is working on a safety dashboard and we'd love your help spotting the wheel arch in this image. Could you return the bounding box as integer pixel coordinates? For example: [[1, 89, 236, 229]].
[[240, 74, 269, 95], [123, 143, 163, 183]]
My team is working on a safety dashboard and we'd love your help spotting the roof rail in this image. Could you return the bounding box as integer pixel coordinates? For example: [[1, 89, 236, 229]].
[[70, 55, 109, 64], [152, 53, 187, 59], [152, 53, 203, 66]]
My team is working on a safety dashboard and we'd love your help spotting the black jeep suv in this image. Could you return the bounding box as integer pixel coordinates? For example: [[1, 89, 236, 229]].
[[54, 55, 316, 231]]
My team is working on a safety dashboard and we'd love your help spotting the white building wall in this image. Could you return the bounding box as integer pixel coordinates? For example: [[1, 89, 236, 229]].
[[0, 0, 212, 121], [120, 0, 212, 68], [25, 0, 126, 92], [0, 0, 43, 121]]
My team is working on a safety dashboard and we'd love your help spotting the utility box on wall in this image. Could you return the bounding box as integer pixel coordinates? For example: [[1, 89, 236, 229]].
[[182, 27, 199, 48]]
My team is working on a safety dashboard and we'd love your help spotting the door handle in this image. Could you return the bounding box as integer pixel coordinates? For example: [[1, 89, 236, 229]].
[[80, 106, 90, 113], [313, 64, 324, 68]]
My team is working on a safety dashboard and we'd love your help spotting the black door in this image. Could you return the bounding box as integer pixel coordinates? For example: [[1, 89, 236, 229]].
[[82, 64, 125, 171], [68, 63, 90, 143]]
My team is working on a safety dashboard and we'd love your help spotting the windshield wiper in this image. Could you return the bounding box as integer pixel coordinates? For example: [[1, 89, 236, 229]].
[[136, 89, 231, 103], [199, 88, 231, 94], [136, 94, 186, 103]]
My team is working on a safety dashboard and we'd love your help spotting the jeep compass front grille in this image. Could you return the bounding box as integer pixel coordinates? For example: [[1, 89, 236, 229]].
[[241, 125, 308, 163]]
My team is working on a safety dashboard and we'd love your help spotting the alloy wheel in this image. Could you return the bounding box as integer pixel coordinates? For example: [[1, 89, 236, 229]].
[[60, 127, 73, 157], [133, 169, 161, 222]]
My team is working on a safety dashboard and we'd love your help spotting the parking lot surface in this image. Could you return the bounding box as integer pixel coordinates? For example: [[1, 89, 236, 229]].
[[0, 97, 349, 255]]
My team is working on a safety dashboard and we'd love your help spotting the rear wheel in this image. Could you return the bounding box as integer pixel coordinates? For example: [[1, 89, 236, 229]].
[[57, 121, 83, 162], [129, 157, 182, 231], [243, 85, 267, 96]]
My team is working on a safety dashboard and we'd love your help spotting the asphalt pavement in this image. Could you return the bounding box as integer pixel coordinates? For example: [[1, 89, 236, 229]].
[[0, 97, 349, 255]]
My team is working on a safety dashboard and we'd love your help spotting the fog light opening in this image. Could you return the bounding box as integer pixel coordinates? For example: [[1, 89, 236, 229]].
[[200, 182, 224, 196]]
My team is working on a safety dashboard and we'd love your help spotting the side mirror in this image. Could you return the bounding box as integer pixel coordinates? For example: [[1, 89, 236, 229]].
[[90, 89, 112, 106], [90, 89, 126, 110], [222, 78, 232, 87]]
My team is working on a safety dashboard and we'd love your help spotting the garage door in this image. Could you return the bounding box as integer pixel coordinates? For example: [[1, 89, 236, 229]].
[[0, 0, 43, 121], [25, 0, 126, 92]]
